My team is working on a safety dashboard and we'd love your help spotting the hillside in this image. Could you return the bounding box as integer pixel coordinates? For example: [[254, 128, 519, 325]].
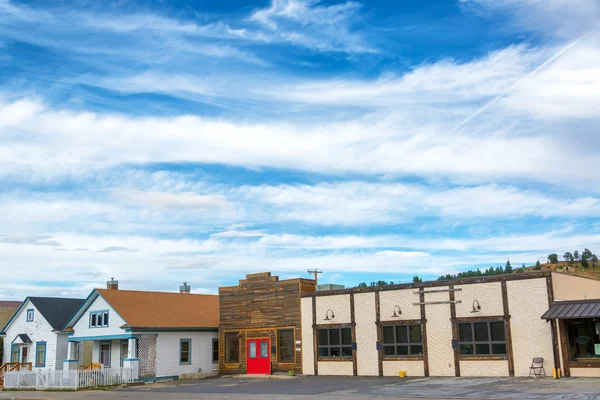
[[526, 261, 600, 281]]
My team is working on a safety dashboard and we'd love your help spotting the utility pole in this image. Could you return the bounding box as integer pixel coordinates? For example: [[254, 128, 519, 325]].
[[307, 269, 323, 286]]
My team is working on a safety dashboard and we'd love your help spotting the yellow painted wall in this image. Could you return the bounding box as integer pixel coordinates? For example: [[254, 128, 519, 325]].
[[423, 291, 455, 376], [507, 278, 554, 377], [379, 289, 420, 322], [316, 295, 351, 325], [317, 361, 353, 375], [300, 297, 314, 375], [354, 293, 378, 376], [455, 282, 503, 318], [383, 360, 424, 377], [552, 272, 600, 300]]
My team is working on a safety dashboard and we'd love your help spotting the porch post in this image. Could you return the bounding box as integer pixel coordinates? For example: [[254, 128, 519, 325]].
[[63, 341, 79, 378], [123, 338, 139, 380]]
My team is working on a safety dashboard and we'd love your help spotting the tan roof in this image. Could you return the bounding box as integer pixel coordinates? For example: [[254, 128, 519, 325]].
[[97, 289, 219, 329]]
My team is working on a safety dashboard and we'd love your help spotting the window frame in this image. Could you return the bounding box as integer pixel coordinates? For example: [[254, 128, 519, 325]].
[[277, 329, 296, 364], [26, 309, 34, 322], [180, 339, 192, 365], [89, 310, 109, 328], [316, 324, 353, 360], [458, 320, 508, 359], [381, 323, 424, 360], [212, 338, 218, 363], [35, 341, 46, 368], [73, 341, 80, 361], [10, 344, 19, 363], [224, 332, 240, 364]]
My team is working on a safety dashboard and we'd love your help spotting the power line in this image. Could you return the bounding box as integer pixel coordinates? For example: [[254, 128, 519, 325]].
[[307, 269, 323, 286]]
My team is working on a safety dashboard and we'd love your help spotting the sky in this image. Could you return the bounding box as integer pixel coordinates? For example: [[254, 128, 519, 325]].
[[1, 0, 600, 299]]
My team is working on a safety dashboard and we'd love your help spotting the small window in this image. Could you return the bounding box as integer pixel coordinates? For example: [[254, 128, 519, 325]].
[[180, 339, 191, 364], [212, 339, 218, 363], [278, 329, 295, 363], [317, 327, 352, 358], [90, 311, 108, 328], [90, 313, 97, 327], [458, 321, 506, 356], [225, 332, 239, 363], [97, 313, 103, 327], [35, 342, 46, 367], [26, 309, 34, 322], [103, 312, 109, 327], [382, 324, 423, 357]]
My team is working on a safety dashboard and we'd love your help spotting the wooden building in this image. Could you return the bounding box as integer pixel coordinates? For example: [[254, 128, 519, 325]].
[[218, 272, 315, 375]]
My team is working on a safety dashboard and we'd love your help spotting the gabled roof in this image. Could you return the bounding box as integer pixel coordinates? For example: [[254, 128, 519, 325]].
[[1, 297, 85, 334], [542, 299, 600, 320], [14, 334, 32, 344], [28, 297, 85, 331], [68, 289, 219, 330]]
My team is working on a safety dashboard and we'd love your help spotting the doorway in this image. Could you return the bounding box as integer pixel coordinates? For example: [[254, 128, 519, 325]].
[[20, 346, 28, 363], [246, 339, 270, 374]]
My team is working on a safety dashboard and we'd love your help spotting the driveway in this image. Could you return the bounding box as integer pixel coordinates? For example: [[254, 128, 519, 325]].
[[1, 376, 599, 399]]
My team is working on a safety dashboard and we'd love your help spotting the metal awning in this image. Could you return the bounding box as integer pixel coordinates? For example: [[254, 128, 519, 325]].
[[542, 299, 600, 320]]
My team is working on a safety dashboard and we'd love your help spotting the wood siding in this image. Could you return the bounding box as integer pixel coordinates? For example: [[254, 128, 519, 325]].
[[218, 272, 315, 374]]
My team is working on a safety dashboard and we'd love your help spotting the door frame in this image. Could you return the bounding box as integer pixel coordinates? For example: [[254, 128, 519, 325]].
[[246, 337, 271, 375]]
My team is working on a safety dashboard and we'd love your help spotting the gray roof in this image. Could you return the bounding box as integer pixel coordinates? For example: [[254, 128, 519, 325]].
[[17, 334, 32, 343], [542, 299, 600, 320], [28, 297, 85, 331]]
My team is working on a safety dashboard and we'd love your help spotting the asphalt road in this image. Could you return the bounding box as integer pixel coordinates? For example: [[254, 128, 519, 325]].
[[1, 376, 600, 399]]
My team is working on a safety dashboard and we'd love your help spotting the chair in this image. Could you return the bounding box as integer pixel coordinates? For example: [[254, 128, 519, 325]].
[[529, 357, 546, 378]]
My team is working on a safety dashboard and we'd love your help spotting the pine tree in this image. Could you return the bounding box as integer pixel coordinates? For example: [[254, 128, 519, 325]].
[[534, 260, 541, 270], [505, 260, 513, 274]]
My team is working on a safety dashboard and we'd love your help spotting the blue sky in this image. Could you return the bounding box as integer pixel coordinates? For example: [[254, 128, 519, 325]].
[[1, 0, 600, 299]]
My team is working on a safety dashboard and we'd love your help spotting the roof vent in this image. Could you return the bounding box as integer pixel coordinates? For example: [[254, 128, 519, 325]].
[[107, 277, 119, 290], [180, 282, 191, 294]]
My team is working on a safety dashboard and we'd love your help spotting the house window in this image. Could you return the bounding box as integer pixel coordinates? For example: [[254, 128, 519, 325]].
[[90, 311, 109, 328], [26, 309, 34, 322], [212, 339, 218, 363], [317, 327, 352, 358], [11, 344, 19, 363], [35, 342, 46, 367], [565, 318, 600, 363], [100, 342, 111, 366], [225, 332, 239, 363], [458, 321, 506, 355], [278, 329, 295, 363], [180, 339, 191, 364], [382, 324, 423, 357]]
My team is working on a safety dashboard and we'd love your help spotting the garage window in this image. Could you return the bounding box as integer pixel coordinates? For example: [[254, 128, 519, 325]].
[[382, 324, 423, 357], [317, 327, 352, 358], [458, 321, 506, 355]]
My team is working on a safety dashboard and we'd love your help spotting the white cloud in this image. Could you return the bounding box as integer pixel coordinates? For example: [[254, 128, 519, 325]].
[[459, 0, 600, 38], [113, 189, 229, 210]]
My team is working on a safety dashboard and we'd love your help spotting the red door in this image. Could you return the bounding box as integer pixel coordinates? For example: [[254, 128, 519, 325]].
[[246, 339, 270, 374]]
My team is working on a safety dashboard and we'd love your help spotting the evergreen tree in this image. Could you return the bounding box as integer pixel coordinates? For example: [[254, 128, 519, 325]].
[[505, 260, 513, 274], [534, 260, 541, 270], [412, 276, 422, 283]]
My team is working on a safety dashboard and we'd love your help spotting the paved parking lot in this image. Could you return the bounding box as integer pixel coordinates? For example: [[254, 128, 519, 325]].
[[1, 376, 600, 399]]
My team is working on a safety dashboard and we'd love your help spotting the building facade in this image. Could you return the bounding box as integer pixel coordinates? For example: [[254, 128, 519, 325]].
[[1, 297, 84, 371], [301, 272, 600, 377], [218, 272, 315, 375], [64, 280, 219, 380]]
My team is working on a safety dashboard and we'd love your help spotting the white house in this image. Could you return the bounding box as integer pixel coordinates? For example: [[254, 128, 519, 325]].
[[63, 279, 219, 380], [1, 297, 85, 371]]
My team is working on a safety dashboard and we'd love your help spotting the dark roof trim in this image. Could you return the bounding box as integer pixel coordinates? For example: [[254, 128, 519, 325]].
[[542, 299, 600, 320], [301, 272, 552, 298], [17, 334, 32, 343]]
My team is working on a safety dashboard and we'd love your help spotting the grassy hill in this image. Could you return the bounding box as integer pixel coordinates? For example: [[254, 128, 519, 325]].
[[525, 261, 600, 281]]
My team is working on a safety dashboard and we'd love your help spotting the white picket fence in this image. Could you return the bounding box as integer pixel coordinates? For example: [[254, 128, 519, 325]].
[[4, 367, 136, 390]]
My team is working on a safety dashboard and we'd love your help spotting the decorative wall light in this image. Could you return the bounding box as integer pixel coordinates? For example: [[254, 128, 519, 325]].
[[471, 299, 481, 313], [391, 305, 402, 318], [324, 309, 335, 321]]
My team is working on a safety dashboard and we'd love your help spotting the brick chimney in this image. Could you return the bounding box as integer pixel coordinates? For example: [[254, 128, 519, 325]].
[[107, 277, 119, 290], [179, 282, 190, 294]]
